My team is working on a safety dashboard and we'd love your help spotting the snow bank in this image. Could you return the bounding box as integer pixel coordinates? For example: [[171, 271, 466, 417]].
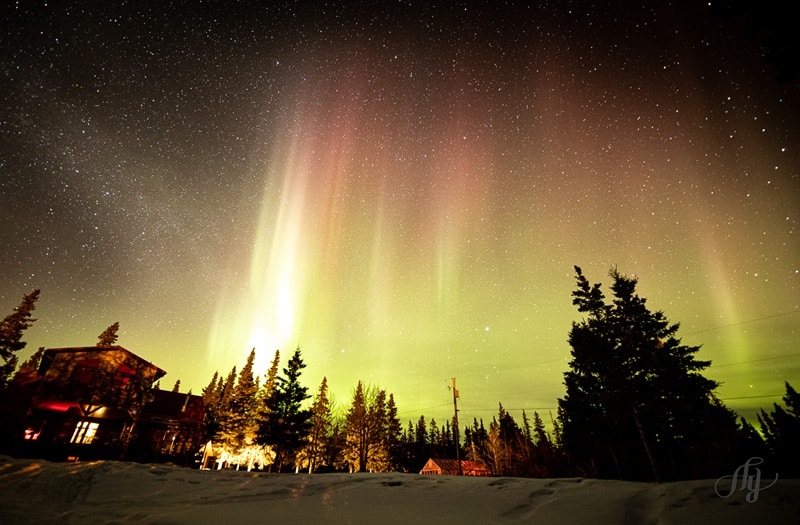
[[1, 456, 797, 524]]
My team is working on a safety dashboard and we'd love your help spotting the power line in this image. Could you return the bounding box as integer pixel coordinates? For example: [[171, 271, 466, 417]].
[[683, 309, 800, 336], [719, 394, 783, 401], [711, 352, 800, 368], [396, 402, 451, 417]]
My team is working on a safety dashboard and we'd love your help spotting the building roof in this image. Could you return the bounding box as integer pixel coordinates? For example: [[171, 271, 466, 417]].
[[39, 346, 167, 380], [420, 458, 492, 476], [141, 390, 205, 424]]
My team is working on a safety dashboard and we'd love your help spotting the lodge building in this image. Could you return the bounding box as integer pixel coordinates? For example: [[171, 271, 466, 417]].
[[0, 346, 205, 465]]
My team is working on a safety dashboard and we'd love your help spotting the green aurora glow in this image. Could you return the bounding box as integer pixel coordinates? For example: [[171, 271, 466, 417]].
[[1, 2, 798, 427]]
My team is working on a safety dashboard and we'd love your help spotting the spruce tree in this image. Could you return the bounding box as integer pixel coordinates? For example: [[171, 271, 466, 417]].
[[428, 418, 440, 456], [257, 347, 311, 472], [201, 371, 222, 440], [495, 404, 527, 476], [213, 367, 237, 445], [484, 419, 506, 475], [0, 289, 40, 392], [342, 381, 370, 472], [465, 418, 487, 466], [399, 420, 417, 471], [559, 266, 741, 481], [341, 382, 397, 472], [97, 321, 120, 347], [303, 376, 333, 473], [218, 349, 259, 457], [17, 346, 45, 373], [415, 415, 429, 465], [385, 393, 402, 469], [327, 419, 347, 471], [366, 389, 391, 472], [531, 411, 554, 476], [758, 382, 800, 476], [263, 349, 280, 398]]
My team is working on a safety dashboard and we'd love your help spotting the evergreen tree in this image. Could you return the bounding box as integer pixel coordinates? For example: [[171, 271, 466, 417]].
[[484, 418, 506, 476], [415, 415, 429, 465], [398, 420, 417, 471], [202, 372, 220, 402], [3, 345, 45, 411], [342, 381, 375, 472], [97, 321, 120, 347], [218, 349, 260, 458], [253, 349, 281, 453], [341, 382, 398, 472], [257, 347, 311, 471], [559, 266, 741, 481], [366, 389, 391, 472], [326, 418, 346, 471], [737, 417, 767, 459], [172, 379, 181, 393], [428, 418, 440, 455], [520, 410, 535, 474], [212, 367, 237, 444], [385, 393, 403, 469], [758, 382, 800, 476], [530, 411, 555, 476], [495, 404, 520, 475], [465, 418, 488, 466], [341, 381, 367, 472], [531, 411, 548, 445], [550, 410, 563, 447], [18, 346, 45, 373], [302, 376, 333, 473], [0, 289, 40, 392], [9, 346, 45, 389], [201, 371, 222, 440], [263, 349, 281, 399], [221, 367, 237, 408], [521, 410, 533, 444]]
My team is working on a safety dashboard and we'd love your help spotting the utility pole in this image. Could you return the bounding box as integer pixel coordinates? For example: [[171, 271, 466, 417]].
[[452, 377, 462, 476]]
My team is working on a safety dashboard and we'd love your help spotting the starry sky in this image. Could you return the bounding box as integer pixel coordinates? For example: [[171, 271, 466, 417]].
[[2, 1, 798, 426]]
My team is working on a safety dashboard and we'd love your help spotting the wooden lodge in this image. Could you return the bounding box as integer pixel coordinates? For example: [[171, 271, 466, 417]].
[[419, 458, 492, 476], [0, 345, 204, 465]]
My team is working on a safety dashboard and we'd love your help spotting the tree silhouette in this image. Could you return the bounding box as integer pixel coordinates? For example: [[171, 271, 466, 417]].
[[257, 347, 310, 472], [17, 346, 45, 373], [758, 382, 800, 476], [300, 376, 333, 473], [0, 290, 40, 392], [217, 349, 259, 459], [97, 322, 120, 347], [559, 266, 741, 481], [385, 393, 402, 470], [200, 371, 223, 442]]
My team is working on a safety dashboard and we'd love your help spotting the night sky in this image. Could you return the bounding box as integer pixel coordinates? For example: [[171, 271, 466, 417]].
[[2, 1, 798, 426]]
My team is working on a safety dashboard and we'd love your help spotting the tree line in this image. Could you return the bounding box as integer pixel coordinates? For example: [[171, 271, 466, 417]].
[[198, 344, 568, 475], [1, 267, 798, 479]]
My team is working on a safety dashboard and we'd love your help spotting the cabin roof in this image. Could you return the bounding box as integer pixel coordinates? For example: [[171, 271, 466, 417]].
[[39, 346, 167, 380]]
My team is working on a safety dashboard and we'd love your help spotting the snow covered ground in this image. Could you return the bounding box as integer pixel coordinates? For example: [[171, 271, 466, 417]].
[[0, 455, 797, 524]]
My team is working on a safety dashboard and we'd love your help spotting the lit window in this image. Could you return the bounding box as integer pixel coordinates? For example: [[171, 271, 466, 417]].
[[70, 421, 99, 444], [23, 428, 41, 440]]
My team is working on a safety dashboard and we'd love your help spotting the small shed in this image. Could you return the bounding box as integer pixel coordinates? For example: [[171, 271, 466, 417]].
[[419, 458, 492, 477]]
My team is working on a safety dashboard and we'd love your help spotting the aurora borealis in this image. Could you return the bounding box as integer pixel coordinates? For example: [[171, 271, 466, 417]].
[[1, 2, 798, 425]]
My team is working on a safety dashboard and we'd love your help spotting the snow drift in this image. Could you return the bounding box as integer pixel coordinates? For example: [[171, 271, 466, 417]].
[[0, 455, 797, 524]]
